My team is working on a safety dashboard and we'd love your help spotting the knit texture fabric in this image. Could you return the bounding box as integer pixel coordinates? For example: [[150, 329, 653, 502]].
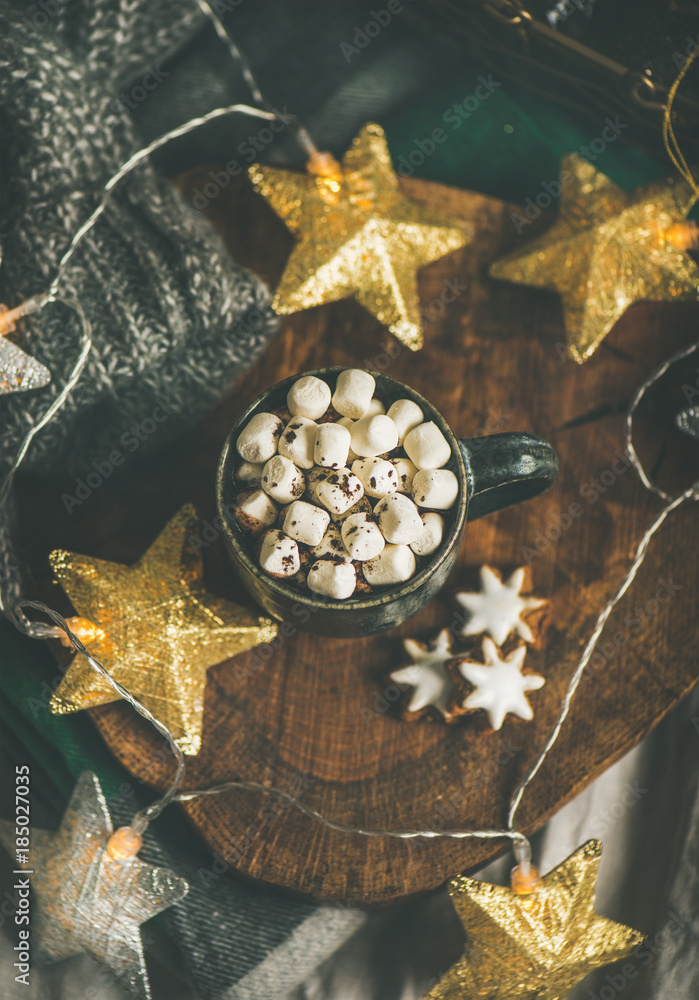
[[0, 0, 278, 610]]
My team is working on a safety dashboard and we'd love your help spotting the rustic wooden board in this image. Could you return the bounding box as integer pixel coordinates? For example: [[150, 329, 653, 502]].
[[18, 169, 699, 905]]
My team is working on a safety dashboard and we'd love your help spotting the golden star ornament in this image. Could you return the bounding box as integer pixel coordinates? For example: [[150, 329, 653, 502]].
[[426, 840, 644, 1000], [49, 504, 278, 754], [0, 772, 188, 999], [249, 123, 471, 350], [489, 155, 699, 363]]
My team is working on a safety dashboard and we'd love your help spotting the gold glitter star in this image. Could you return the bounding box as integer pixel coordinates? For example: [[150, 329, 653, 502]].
[[426, 840, 644, 999], [249, 123, 471, 350], [489, 155, 699, 363], [0, 772, 188, 999], [49, 504, 278, 754]]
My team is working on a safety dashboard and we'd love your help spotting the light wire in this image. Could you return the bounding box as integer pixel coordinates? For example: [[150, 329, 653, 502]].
[[17, 339, 698, 864]]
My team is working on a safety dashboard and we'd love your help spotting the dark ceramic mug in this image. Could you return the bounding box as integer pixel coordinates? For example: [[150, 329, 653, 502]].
[[216, 368, 558, 637]]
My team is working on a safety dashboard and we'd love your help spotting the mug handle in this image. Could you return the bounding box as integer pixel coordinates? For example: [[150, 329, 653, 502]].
[[458, 433, 558, 521]]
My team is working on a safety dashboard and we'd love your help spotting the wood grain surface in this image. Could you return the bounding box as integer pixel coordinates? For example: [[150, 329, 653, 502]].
[[18, 169, 699, 904]]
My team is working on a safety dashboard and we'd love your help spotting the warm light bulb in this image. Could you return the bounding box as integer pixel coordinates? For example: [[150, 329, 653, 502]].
[[106, 826, 143, 861]]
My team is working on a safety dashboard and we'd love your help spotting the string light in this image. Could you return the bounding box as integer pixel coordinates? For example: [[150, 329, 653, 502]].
[[3, 10, 697, 898], [12, 339, 697, 895]]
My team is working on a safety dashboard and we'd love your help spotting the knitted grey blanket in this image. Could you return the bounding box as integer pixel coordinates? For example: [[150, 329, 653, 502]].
[[0, 0, 277, 610]]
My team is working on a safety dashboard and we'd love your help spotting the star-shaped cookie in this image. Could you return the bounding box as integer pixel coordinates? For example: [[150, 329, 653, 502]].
[[249, 122, 471, 350], [455, 565, 546, 646], [390, 627, 457, 719], [457, 638, 544, 731]]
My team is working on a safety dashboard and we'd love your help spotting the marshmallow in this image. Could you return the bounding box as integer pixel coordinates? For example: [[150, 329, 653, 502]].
[[330, 495, 372, 524], [391, 457, 418, 495], [236, 412, 283, 463], [351, 414, 399, 458], [311, 523, 350, 561], [363, 544, 416, 586], [410, 512, 445, 556], [233, 488, 278, 536], [314, 422, 351, 469], [307, 559, 357, 600], [283, 500, 330, 547], [352, 457, 399, 498], [404, 422, 451, 470], [304, 466, 330, 504], [261, 455, 305, 503], [341, 512, 385, 561], [236, 460, 264, 482], [287, 375, 331, 420], [315, 468, 364, 516], [259, 529, 300, 577], [387, 399, 423, 445], [374, 493, 423, 545], [332, 369, 375, 419], [412, 469, 459, 509], [366, 397, 386, 416], [338, 417, 359, 461], [278, 417, 317, 470]]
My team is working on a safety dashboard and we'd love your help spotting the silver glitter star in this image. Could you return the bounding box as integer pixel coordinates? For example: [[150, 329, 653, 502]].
[[0, 772, 188, 999], [0, 333, 51, 394], [0, 242, 51, 394]]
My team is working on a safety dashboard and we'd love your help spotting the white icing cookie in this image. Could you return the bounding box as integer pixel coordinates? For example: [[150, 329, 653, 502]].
[[390, 628, 455, 719], [455, 566, 546, 646], [458, 637, 544, 731]]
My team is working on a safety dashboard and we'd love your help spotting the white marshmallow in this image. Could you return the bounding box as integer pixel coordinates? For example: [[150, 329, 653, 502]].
[[234, 488, 278, 536], [338, 417, 359, 461], [404, 422, 451, 470], [366, 397, 386, 416], [236, 412, 283, 463], [412, 469, 459, 509], [387, 399, 423, 445], [236, 460, 264, 482], [341, 512, 385, 561], [330, 495, 372, 524], [314, 422, 351, 469], [410, 512, 445, 556], [307, 559, 357, 600], [261, 455, 305, 503], [304, 467, 330, 504], [391, 457, 418, 494], [278, 417, 317, 470], [350, 414, 399, 458], [315, 468, 364, 516], [352, 457, 399, 498], [332, 369, 375, 419], [374, 493, 424, 545], [283, 500, 330, 547], [287, 376, 331, 420], [259, 529, 300, 577], [311, 523, 350, 561], [363, 544, 416, 586]]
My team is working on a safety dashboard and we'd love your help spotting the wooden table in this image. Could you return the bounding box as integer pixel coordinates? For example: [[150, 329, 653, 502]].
[[19, 169, 699, 904]]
